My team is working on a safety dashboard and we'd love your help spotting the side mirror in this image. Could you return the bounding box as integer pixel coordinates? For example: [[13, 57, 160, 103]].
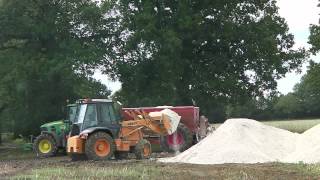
[[117, 101, 123, 106]]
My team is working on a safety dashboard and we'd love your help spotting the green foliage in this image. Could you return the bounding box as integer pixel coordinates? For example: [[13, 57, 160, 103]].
[[0, 0, 113, 136], [247, 61, 320, 120], [309, 25, 320, 54], [114, 0, 306, 121], [226, 99, 258, 118], [273, 93, 303, 119], [225, 95, 278, 120], [293, 61, 320, 117]]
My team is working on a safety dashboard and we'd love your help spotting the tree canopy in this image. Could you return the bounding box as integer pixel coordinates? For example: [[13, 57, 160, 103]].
[[0, 0, 115, 136], [0, 0, 315, 137], [111, 0, 306, 121]]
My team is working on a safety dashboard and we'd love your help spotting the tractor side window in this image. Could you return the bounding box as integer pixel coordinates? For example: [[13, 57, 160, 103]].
[[100, 103, 116, 124], [83, 104, 98, 129], [76, 104, 87, 123], [108, 104, 117, 122]]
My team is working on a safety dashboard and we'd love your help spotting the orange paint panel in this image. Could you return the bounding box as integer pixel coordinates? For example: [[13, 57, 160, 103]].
[[67, 136, 85, 154], [115, 139, 130, 151], [119, 127, 143, 141]]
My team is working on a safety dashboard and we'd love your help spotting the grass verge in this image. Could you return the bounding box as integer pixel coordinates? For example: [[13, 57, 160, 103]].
[[11, 162, 320, 180], [13, 163, 173, 180]]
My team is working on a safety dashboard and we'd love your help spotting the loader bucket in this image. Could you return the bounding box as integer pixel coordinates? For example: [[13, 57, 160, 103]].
[[149, 109, 181, 135]]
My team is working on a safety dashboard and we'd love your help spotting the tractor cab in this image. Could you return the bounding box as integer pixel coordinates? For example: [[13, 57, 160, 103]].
[[70, 99, 121, 137]]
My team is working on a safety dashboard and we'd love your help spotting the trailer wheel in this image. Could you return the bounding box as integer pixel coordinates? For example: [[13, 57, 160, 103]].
[[33, 133, 58, 158], [160, 123, 193, 152], [85, 132, 115, 160], [114, 151, 129, 160], [134, 139, 151, 159]]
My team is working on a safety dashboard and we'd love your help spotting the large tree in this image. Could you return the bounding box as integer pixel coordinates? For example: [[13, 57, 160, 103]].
[[293, 61, 320, 117], [301, 5, 320, 117], [273, 93, 303, 119], [0, 0, 115, 136], [111, 0, 305, 121]]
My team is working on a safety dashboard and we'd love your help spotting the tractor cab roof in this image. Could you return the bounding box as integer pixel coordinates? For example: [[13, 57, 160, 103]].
[[76, 99, 113, 104]]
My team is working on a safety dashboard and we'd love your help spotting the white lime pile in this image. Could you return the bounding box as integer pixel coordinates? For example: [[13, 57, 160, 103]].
[[283, 124, 320, 163], [159, 118, 320, 164]]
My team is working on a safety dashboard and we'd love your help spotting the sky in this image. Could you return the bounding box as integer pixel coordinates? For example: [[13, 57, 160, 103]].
[[94, 0, 320, 95]]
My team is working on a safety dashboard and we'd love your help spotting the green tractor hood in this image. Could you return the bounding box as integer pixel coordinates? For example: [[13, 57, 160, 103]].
[[40, 120, 66, 136], [40, 120, 64, 128]]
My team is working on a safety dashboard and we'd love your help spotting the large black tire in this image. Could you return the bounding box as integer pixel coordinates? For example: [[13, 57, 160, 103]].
[[134, 139, 151, 159], [85, 132, 115, 160], [114, 151, 129, 160], [160, 123, 193, 152], [33, 133, 58, 158]]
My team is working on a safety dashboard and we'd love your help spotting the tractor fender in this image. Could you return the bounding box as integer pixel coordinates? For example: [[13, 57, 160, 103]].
[[40, 131, 62, 147], [80, 127, 115, 138]]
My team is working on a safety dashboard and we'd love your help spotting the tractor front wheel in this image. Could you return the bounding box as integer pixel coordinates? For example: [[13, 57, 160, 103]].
[[33, 133, 58, 158], [134, 139, 151, 159], [85, 132, 115, 160]]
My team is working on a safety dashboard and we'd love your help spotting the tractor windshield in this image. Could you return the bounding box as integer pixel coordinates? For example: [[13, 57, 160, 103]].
[[74, 103, 98, 130], [75, 104, 87, 124]]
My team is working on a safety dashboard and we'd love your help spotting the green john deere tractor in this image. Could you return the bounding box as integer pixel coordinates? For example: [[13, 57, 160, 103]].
[[33, 104, 77, 157]]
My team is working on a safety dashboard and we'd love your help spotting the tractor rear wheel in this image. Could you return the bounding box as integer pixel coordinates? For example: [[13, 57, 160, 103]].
[[134, 139, 151, 159], [160, 123, 193, 152], [85, 132, 115, 160], [33, 133, 58, 158]]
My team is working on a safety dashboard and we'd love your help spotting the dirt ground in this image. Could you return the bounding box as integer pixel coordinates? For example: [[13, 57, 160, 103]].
[[0, 142, 319, 179], [1, 153, 319, 180]]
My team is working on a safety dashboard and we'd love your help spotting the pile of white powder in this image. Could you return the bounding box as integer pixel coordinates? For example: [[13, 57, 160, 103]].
[[159, 118, 320, 164]]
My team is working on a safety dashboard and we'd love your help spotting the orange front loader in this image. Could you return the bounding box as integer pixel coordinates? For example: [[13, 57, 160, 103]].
[[66, 99, 180, 160]]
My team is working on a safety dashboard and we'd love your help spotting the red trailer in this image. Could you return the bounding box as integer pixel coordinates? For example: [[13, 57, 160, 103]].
[[121, 106, 208, 152]]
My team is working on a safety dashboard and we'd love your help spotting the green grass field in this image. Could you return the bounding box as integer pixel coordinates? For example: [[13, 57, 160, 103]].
[[264, 119, 320, 133], [10, 162, 320, 180], [13, 164, 166, 180]]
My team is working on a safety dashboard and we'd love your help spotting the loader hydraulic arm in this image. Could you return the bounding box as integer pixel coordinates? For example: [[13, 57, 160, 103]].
[[120, 110, 172, 138]]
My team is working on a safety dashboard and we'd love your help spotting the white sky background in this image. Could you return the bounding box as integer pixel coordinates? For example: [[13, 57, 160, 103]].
[[94, 0, 320, 95]]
